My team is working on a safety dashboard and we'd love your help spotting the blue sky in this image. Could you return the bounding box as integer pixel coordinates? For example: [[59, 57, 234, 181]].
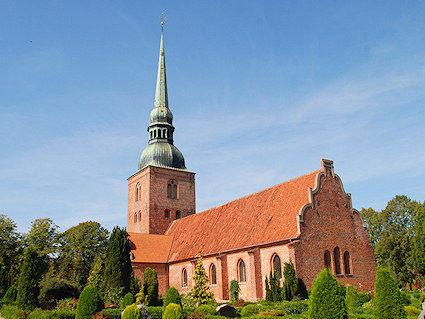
[[1, 1, 424, 233]]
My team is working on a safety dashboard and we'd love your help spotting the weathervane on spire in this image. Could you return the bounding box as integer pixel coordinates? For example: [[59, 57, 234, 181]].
[[161, 12, 167, 31]]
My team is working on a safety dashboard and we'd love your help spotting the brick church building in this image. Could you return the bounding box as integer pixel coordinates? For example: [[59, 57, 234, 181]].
[[127, 30, 376, 301]]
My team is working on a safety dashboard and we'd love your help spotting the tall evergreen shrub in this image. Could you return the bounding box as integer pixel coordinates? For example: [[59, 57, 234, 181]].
[[164, 287, 181, 308], [87, 254, 105, 290], [374, 268, 406, 319], [75, 285, 104, 319], [265, 271, 281, 301], [103, 227, 132, 294], [294, 278, 308, 300], [142, 267, 159, 306], [414, 204, 425, 282], [308, 268, 347, 319], [282, 261, 297, 301], [190, 254, 214, 305], [16, 246, 41, 311], [1, 284, 17, 304], [0, 264, 7, 299], [230, 280, 240, 302]]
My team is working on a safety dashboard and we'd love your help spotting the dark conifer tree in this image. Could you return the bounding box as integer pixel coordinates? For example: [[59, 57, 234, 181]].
[[414, 204, 425, 283], [374, 268, 406, 319], [282, 261, 297, 301], [142, 267, 159, 306], [16, 246, 41, 311], [103, 226, 132, 294]]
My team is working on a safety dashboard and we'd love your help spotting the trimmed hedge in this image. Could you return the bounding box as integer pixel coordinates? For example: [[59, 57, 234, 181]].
[[75, 285, 104, 319], [241, 304, 260, 317]]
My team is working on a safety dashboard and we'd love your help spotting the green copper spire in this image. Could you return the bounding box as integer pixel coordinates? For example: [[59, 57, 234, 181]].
[[154, 30, 168, 108], [137, 29, 188, 172]]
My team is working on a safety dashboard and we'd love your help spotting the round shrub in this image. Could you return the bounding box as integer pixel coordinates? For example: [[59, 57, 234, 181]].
[[76, 285, 104, 319], [241, 304, 260, 317], [2, 284, 17, 303], [122, 303, 142, 319], [164, 287, 181, 308], [196, 304, 216, 316], [121, 292, 135, 308], [39, 277, 79, 304], [404, 305, 420, 317], [163, 302, 183, 319]]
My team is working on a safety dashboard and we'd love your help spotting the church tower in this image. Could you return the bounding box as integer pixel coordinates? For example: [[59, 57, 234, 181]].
[[127, 30, 196, 235]]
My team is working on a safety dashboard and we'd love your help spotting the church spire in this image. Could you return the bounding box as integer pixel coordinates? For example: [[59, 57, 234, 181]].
[[154, 30, 168, 108]]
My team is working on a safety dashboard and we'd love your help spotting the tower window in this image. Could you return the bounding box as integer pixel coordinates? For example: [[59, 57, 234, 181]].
[[165, 210, 170, 218], [135, 182, 141, 201], [210, 264, 217, 285], [134, 213, 137, 223], [182, 268, 187, 287], [272, 254, 282, 278], [334, 247, 342, 275], [168, 180, 178, 199], [344, 251, 351, 275], [238, 259, 246, 282], [176, 210, 181, 219]]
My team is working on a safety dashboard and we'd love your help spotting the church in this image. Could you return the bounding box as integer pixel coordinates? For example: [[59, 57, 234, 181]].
[[127, 30, 376, 301]]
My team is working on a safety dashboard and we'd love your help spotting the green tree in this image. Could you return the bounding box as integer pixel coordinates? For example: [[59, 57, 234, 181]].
[[230, 280, 240, 302], [374, 268, 406, 319], [265, 271, 281, 301], [1, 284, 17, 304], [87, 254, 105, 290], [121, 292, 135, 308], [361, 195, 419, 286], [130, 271, 141, 295], [164, 287, 181, 308], [308, 268, 347, 319], [163, 303, 183, 319], [25, 218, 59, 258], [282, 261, 297, 301], [16, 246, 41, 311], [59, 221, 109, 289], [294, 278, 308, 300], [0, 263, 7, 298], [190, 253, 214, 305], [75, 285, 104, 319], [141, 267, 159, 306], [345, 285, 361, 313], [0, 215, 22, 279], [413, 203, 425, 284]]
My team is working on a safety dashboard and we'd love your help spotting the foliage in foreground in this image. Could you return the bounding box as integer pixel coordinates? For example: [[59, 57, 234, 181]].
[[374, 268, 407, 319], [122, 303, 142, 319], [164, 286, 181, 308], [230, 280, 240, 302], [75, 285, 103, 319], [308, 268, 347, 319], [163, 302, 184, 319]]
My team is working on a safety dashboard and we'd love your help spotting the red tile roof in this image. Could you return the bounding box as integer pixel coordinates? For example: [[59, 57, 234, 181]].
[[165, 170, 320, 262], [128, 233, 173, 263]]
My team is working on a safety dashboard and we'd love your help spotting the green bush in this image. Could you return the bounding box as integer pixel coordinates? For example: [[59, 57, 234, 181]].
[[230, 280, 240, 302], [308, 268, 347, 319], [241, 304, 260, 317], [100, 308, 122, 319], [142, 267, 159, 306], [374, 268, 406, 319], [55, 298, 78, 311], [147, 306, 163, 319], [27, 308, 75, 318], [281, 300, 309, 314], [404, 305, 421, 316], [163, 287, 181, 308], [122, 303, 142, 319], [2, 284, 17, 304], [196, 304, 217, 316], [163, 302, 183, 319], [0, 305, 28, 319], [75, 285, 104, 319], [102, 286, 125, 305], [121, 292, 135, 308], [294, 278, 309, 300]]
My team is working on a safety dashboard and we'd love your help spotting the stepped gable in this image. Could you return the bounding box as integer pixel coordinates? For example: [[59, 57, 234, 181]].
[[166, 169, 320, 262], [128, 233, 173, 263]]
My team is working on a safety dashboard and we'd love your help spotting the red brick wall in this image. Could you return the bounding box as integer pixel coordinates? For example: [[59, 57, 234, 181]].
[[294, 166, 376, 291], [128, 166, 196, 234]]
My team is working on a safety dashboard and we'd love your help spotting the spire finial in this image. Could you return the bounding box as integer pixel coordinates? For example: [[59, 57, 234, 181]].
[[160, 12, 167, 31]]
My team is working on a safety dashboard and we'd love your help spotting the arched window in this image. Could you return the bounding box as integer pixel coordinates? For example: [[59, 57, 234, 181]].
[[168, 180, 178, 199], [324, 250, 331, 268], [176, 210, 181, 219], [344, 251, 351, 275], [134, 213, 137, 223], [138, 211, 141, 222], [182, 268, 187, 287], [272, 254, 282, 278], [135, 183, 141, 201], [238, 259, 246, 282], [165, 210, 170, 218], [334, 247, 341, 274], [210, 264, 217, 285]]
